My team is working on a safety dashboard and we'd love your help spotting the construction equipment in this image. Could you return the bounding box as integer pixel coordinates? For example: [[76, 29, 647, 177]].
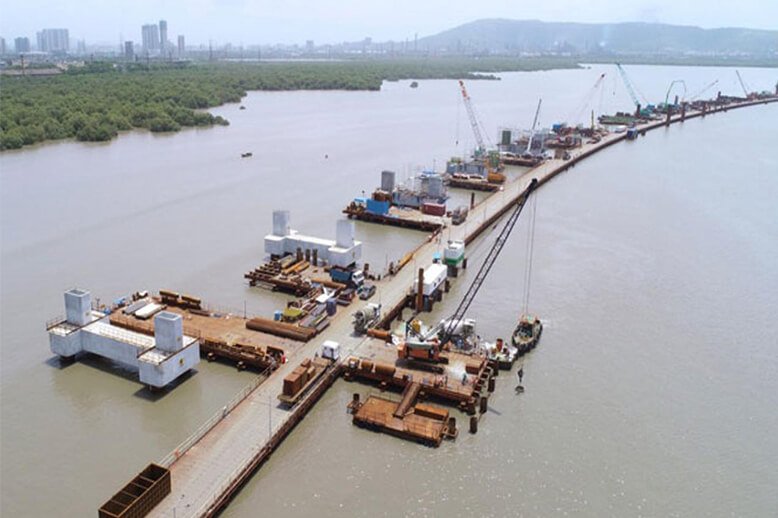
[[396, 319, 448, 367], [457, 80, 503, 181], [616, 63, 651, 117], [439, 178, 539, 345], [397, 338, 447, 365], [664, 80, 687, 107], [352, 303, 381, 334], [569, 73, 606, 126], [523, 98, 543, 158], [458, 80, 488, 156], [689, 80, 719, 101], [735, 70, 750, 97]]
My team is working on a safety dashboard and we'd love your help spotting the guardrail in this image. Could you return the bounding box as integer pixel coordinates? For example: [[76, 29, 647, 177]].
[[157, 365, 272, 469], [45, 315, 66, 331]]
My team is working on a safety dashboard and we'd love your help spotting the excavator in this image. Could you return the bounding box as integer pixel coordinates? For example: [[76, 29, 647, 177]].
[[396, 319, 449, 372]]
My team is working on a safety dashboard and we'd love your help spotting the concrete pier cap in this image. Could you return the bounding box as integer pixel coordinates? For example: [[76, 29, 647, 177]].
[[65, 288, 91, 326], [154, 311, 184, 352], [336, 219, 355, 248], [272, 210, 291, 237]]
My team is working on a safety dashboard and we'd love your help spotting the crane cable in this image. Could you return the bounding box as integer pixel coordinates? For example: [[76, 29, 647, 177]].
[[522, 189, 538, 315]]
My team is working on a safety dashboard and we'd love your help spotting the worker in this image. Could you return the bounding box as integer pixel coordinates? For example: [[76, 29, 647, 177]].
[[517, 366, 524, 384], [461, 372, 467, 385]]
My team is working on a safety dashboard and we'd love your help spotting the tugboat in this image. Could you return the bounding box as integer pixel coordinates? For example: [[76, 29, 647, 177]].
[[511, 314, 542, 355]]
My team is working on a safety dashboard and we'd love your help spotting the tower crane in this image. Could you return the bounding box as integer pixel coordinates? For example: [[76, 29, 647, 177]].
[[688, 80, 718, 101], [437, 179, 539, 344]]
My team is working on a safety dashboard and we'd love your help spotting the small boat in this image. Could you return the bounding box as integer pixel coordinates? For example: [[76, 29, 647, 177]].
[[239, 105, 246, 110], [241, 152, 253, 158], [410, 81, 419, 88], [511, 314, 542, 355], [486, 338, 519, 370]]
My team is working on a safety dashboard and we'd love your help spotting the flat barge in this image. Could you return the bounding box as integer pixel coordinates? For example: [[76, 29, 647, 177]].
[[343, 203, 444, 232], [446, 176, 500, 192]]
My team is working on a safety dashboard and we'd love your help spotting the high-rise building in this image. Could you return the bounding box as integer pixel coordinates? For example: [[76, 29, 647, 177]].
[[177, 35, 185, 57], [14, 37, 30, 53], [159, 20, 168, 51], [124, 41, 134, 60], [306, 40, 314, 53], [36, 29, 69, 52], [141, 24, 160, 52], [0, 37, 6, 55]]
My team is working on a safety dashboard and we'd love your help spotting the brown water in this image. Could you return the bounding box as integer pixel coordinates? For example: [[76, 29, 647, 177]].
[[2, 65, 777, 516]]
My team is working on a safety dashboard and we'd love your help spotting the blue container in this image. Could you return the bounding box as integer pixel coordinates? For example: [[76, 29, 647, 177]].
[[366, 198, 390, 215], [326, 298, 337, 316], [274, 310, 282, 321]]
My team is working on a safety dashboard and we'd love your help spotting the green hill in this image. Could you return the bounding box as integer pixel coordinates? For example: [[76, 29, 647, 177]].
[[418, 19, 778, 57]]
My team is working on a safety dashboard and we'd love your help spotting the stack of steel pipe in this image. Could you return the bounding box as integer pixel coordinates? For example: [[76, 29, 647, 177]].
[[246, 317, 317, 341]]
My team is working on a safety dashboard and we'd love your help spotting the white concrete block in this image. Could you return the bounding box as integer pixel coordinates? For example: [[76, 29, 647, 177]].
[[65, 288, 91, 326], [272, 210, 290, 236], [139, 342, 200, 388], [50, 330, 83, 358], [154, 311, 183, 353], [336, 219, 355, 248]]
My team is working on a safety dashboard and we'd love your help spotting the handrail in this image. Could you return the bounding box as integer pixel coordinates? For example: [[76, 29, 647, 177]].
[[158, 365, 272, 469]]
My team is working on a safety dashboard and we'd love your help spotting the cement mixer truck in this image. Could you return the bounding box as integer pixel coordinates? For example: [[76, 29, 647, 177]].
[[352, 303, 381, 335]]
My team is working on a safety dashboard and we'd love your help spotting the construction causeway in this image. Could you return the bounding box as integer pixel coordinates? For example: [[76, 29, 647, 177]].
[[99, 96, 776, 517]]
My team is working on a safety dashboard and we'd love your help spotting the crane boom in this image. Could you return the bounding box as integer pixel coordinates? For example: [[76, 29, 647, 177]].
[[616, 63, 646, 108], [439, 179, 539, 343], [735, 70, 749, 97], [689, 80, 718, 101], [525, 99, 542, 155], [458, 80, 486, 153], [664, 80, 687, 106]]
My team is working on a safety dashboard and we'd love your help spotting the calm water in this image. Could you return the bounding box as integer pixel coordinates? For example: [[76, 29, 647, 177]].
[[1, 65, 777, 516]]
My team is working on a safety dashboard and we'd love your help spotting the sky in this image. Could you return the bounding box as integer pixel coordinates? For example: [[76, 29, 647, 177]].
[[1, 0, 776, 46]]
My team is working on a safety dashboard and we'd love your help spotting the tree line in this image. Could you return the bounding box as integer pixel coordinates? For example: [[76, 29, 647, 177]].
[[0, 58, 578, 150]]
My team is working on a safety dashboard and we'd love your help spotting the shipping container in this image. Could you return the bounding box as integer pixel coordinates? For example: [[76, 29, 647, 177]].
[[421, 202, 446, 216], [366, 198, 390, 215]]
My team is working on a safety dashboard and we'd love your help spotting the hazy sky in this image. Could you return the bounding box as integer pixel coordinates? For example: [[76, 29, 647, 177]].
[[1, 0, 776, 46]]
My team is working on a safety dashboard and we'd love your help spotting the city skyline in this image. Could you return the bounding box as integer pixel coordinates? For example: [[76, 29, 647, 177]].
[[0, 0, 776, 48]]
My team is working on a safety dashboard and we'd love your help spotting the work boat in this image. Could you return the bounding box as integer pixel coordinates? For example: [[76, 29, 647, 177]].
[[511, 314, 542, 355], [486, 338, 519, 370]]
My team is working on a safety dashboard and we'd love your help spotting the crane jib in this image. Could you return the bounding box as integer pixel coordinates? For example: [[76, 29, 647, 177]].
[[439, 178, 539, 344]]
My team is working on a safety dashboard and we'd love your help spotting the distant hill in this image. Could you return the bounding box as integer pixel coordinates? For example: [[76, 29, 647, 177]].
[[417, 19, 778, 57]]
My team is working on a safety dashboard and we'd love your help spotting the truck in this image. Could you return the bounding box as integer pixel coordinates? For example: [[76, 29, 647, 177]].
[[410, 263, 448, 297], [443, 240, 465, 267], [352, 303, 381, 334], [330, 267, 365, 289]]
